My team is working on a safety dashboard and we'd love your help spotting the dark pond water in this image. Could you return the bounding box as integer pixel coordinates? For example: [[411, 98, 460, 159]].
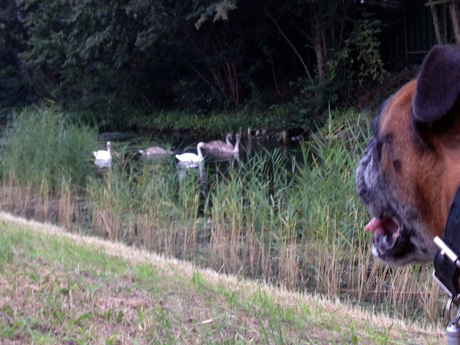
[[95, 129, 306, 180]]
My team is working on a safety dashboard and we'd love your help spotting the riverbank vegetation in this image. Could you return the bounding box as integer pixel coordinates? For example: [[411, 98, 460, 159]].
[[0, 106, 445, 328], [0, 213, 443, 344]]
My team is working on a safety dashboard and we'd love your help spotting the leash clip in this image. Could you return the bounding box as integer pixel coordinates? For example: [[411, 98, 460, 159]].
[[433, 236, 460, 296], [435, 237, 460, 267], [433, 237, 460, 312], [433, 189, 460, 344], [446, 296, 460, 320], [445, 300, 460, 345]]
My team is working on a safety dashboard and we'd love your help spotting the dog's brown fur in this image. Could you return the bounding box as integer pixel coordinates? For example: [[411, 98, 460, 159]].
[[355, 45, 460, 265]]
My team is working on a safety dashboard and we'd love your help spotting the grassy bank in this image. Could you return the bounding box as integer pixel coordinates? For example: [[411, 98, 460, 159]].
[[0, 106, 446, 326], [0, 213, 443, 344], [124, 106, 311, 138]]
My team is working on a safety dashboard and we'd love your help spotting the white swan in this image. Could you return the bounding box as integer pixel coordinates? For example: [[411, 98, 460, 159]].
[[139, 146, 167, 156], [93, 141, 112, 168], [175, 142, 204, 165]]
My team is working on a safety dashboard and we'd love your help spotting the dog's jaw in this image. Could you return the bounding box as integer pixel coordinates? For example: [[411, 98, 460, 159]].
[[355, 130, 438, 265]]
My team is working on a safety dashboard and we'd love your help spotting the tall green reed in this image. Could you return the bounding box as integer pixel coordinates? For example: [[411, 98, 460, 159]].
[[0, 106, 96, 223], [1, 106, 96, 191], [86, 152, 203, 258], [0, 106, 445, 325]]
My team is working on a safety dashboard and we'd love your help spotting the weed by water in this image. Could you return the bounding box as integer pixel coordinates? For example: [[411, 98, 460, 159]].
[[0, 106, 96, 227], [0, 106, 446, 326], [0, 106, 96, 191]]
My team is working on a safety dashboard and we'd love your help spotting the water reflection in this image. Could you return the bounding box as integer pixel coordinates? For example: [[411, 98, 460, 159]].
[[175, 150, 242, 186], [177, 161, 207, 186]]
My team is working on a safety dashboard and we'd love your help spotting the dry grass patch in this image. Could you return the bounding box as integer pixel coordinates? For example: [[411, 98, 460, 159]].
[[0, 212, 444, 344]]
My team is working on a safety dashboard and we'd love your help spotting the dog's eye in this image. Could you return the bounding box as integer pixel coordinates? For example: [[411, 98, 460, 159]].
[[376, 140, 383, 160], [375, 135, 393, 162]]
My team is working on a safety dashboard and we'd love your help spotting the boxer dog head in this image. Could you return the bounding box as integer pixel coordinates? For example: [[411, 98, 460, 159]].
[[355, 45, 460, 266]]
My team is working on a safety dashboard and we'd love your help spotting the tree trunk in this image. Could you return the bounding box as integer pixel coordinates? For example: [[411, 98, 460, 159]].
[[449, 0, 460, 43], [312, 20, 324, 78], [310, 7, 329, 81], [260, 3, 317, 98], [427, 0, 443, 44]]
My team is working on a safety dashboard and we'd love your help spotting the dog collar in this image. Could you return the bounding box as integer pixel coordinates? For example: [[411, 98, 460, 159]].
[[433, 186, 460, 305]]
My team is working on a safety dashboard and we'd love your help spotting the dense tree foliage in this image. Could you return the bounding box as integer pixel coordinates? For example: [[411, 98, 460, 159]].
[[0, 0, 32, 111], [2, 0, 392, 129]]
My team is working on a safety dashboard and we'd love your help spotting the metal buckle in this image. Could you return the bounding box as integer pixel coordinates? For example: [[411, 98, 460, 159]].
[[433, 236, 460, 322], [446, 295, 460, 321], [434, 270, 455, 299], [435, 237, 460, 265]]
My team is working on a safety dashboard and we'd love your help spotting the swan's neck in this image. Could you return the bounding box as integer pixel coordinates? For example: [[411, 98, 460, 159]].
[[234, 139, 240, 152], [197, 143, 204, 159]]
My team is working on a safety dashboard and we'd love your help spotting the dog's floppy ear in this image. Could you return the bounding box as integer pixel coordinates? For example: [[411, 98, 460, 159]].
[[412, 45, 460, 125]]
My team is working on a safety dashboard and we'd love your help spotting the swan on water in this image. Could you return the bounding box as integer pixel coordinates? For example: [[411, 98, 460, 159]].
[[219, 132, 241, 154], [201, 132, 232, 152], [94, 141, 112, 160], [175, 142, 205, 166], [139, 146, 168, 156], [94, 141, 112, 169]]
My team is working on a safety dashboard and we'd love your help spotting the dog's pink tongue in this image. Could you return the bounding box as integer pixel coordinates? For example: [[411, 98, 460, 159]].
[[364, 217, 399, 234], [365, 218, 382, 232]]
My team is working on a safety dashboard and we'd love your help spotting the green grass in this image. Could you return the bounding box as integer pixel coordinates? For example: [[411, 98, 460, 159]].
[[127, 108, 307, 138], [0, 213, 443, 344]]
